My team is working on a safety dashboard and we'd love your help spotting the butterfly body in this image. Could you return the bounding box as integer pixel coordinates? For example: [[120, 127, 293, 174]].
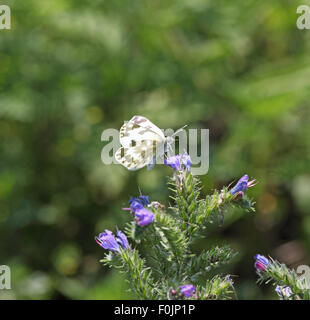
[[115, 116, 174, 171]]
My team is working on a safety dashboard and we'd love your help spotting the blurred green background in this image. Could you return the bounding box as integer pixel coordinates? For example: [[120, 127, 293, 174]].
[[1, 0, 310, 299]]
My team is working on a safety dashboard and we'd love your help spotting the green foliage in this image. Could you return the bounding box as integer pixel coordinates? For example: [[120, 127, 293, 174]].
[[187, 246, 237, 280], [197, 276, 235, 300], [170, 171, 255, 240], [101, 249, 156, 300]]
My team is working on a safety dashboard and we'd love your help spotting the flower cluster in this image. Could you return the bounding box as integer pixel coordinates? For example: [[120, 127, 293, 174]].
[[168, 284, 196, 299], [164, 152, 193, 187], [179, 284, 196, 298], [129, 195, 150, 208], [254, 254, 269, 271], [128, 195, 154, 227], [95, 229, 129, 252], [164, 152, 192, 172], [230, 174, 257, 198], [275, 285, 293, 299], [95, 194, 154, 255]]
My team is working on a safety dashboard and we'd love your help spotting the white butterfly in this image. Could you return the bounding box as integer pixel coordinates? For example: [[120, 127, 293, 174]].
[[115, 115, 186, 171]]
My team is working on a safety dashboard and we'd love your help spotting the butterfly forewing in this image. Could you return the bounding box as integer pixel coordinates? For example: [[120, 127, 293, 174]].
[[119, 116, 165, 148], [130, 116, 165, 139]]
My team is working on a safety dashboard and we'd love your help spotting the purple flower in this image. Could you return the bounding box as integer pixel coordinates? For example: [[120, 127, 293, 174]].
[[116, 230, 130, 249], [230, 174, 257, 196], [137, 195, 150, 207], [171, 289, 177, 296], [135, 206, 154, 226], [129, 200, 144, 211], [164, 155, 182, 171], [181, 152, 192, 169], [95, 229, 120, 252], [275, 285, 292, 299], [129, 195, 150, 211], [179, 284, 196, 298], [95, 229, 130, 252], [126, 194, 154, 227], [254, 254, 269, 271], [164, 153, 192, 171]]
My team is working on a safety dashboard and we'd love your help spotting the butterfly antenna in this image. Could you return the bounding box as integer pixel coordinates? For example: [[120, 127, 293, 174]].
[[172, 124, 188, 137]]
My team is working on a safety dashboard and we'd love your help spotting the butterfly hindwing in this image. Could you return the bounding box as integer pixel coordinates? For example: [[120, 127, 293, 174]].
[[115, 143, 156, 171]]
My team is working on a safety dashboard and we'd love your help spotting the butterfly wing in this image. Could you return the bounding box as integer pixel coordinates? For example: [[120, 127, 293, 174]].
[[116, 116, 167, 170], [119, 115, 165, 147], [129, 115, 165, 140], [115, 143, 157, 171]]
